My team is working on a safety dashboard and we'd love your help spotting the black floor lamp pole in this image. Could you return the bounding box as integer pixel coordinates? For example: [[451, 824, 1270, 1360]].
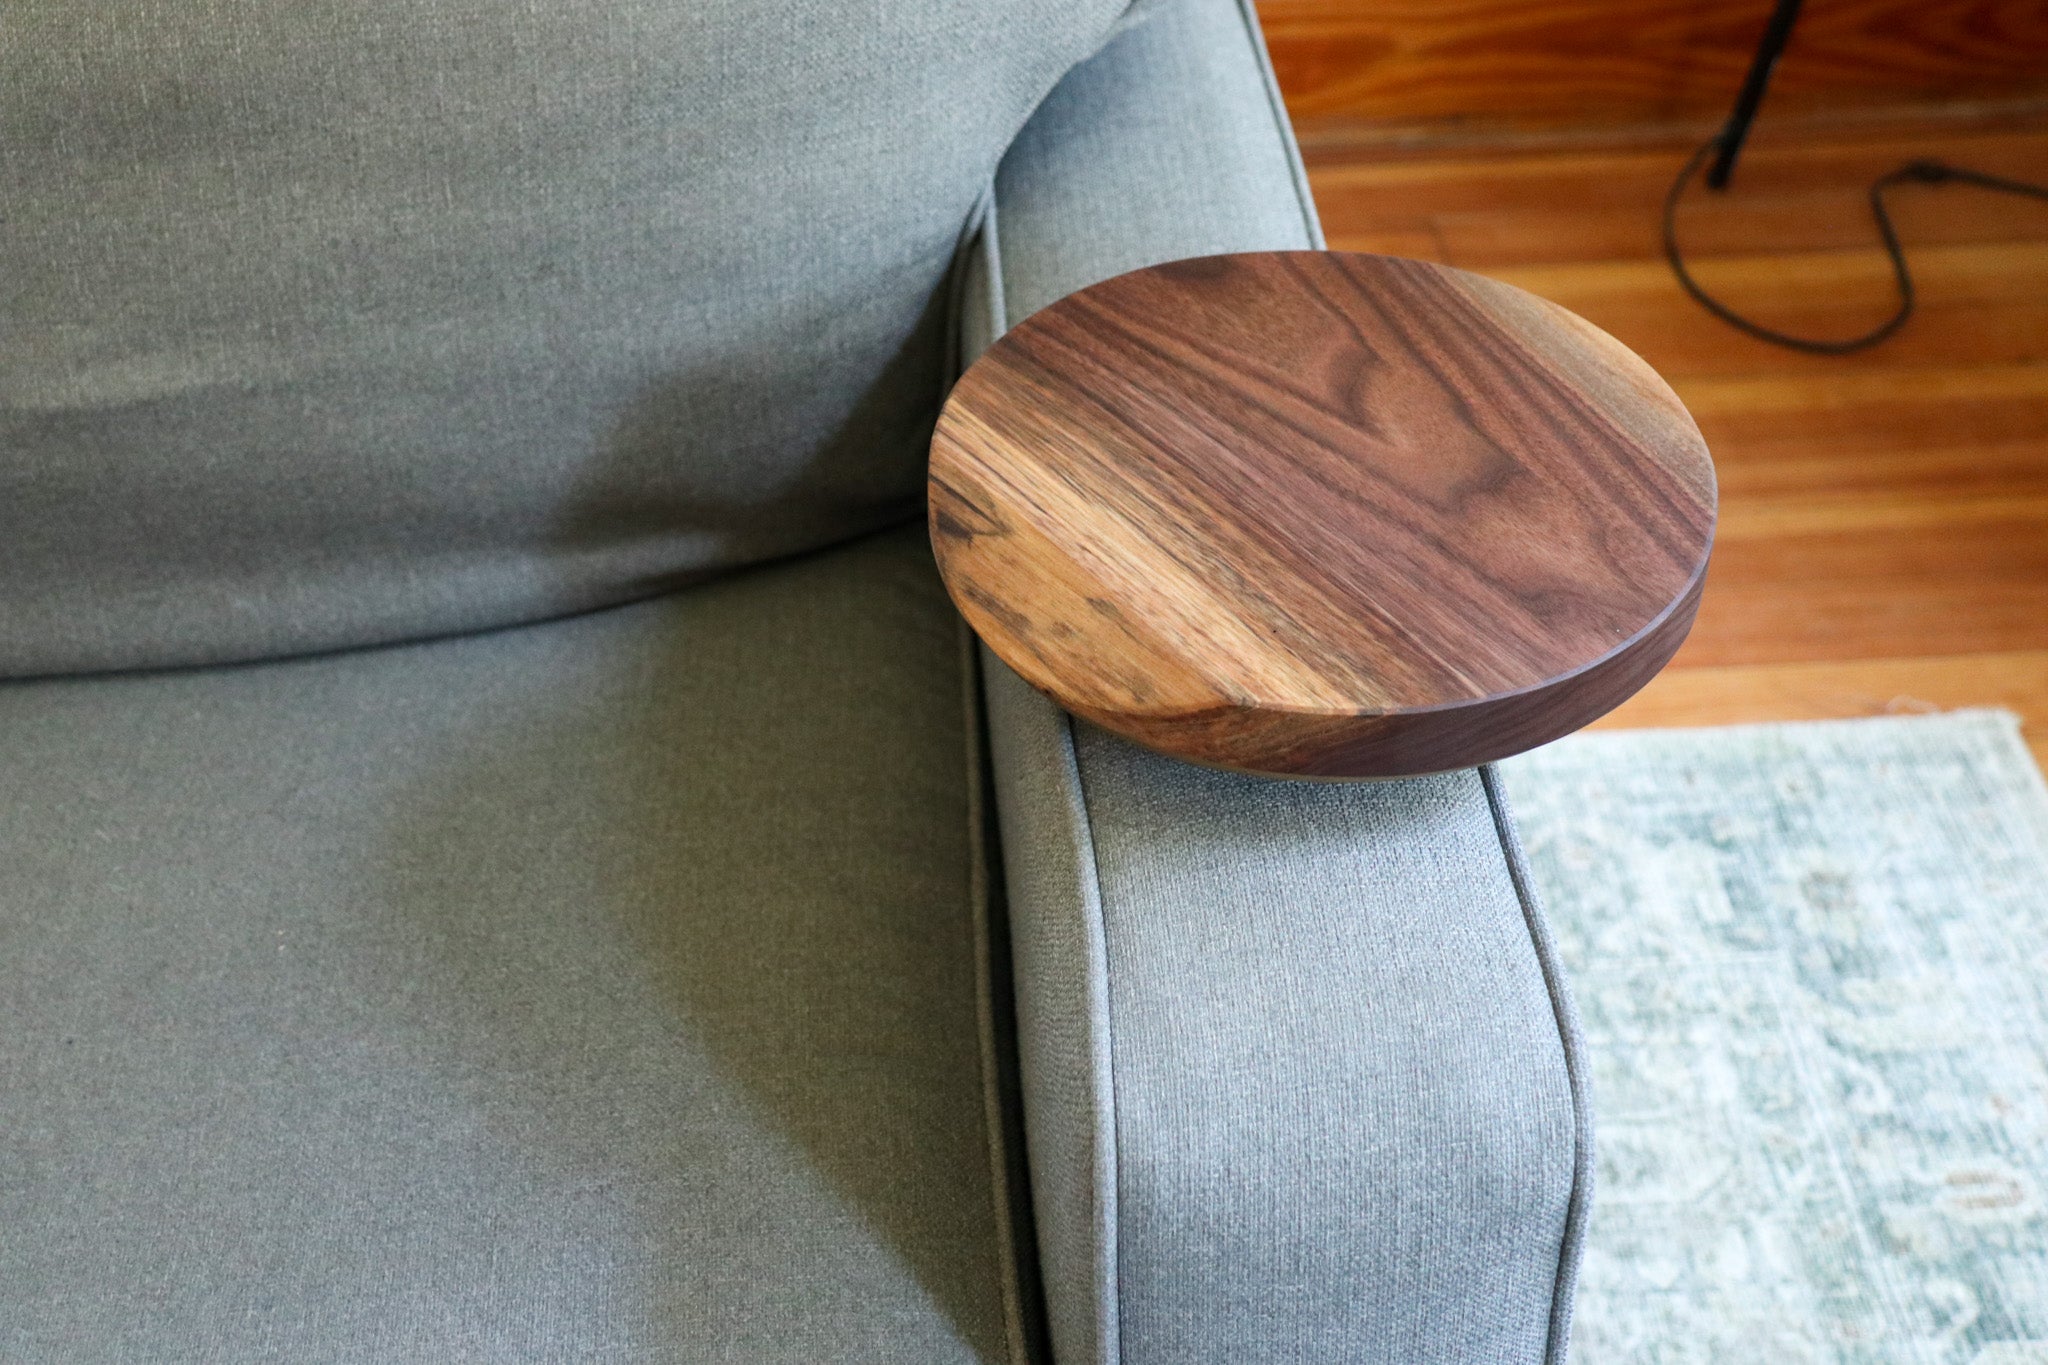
[[1705, 0, 1805, 189]]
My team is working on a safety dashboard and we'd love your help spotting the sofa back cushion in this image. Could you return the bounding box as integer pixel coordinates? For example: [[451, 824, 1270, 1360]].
[[1, 0, 1128, 674]]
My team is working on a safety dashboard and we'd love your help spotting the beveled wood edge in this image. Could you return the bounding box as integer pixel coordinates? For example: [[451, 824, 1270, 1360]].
[[930, 250, 1718, 780], [940, 516, 1710, 779], [1040, 551, 1711, 780]]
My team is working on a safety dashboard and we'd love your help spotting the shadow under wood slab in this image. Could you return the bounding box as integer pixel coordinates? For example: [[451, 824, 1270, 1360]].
[[930, 251, 1717, 777]]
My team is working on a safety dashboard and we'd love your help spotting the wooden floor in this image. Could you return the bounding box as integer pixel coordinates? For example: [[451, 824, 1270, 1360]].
[[1307, 122, 2048, 769]]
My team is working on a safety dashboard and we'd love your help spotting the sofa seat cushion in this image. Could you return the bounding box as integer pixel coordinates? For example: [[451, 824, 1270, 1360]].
[[0, 525, 1024, 1362], [1, 0, 1136, 675]]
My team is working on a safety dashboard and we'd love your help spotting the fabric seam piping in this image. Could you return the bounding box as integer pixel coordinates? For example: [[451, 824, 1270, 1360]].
[[974, 184, 1119, 1365], [960, 621, 1034, 1365], [1482, 763, 1594, 1365], [1062, 714, 1125, 1365]]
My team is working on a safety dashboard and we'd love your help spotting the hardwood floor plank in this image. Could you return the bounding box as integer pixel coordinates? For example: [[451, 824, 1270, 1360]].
[[1679, 364, 2048, 455], [1702, 517, 2048, 583], [1317, 223, 1452, 262], [1681, 582, 2048, 668], [1591, 651, 2048, 770], [1313, 128, 2048, 266], [1483, 243, 2048, 378], [1715, 492, 2048, 541], [1258, 0, 2048, 136], [1681, 366, 2048, 494], [1708, 438, 2048, 500]]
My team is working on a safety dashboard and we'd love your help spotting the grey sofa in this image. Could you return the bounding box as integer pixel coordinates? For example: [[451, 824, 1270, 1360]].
[[1, 0, 1589, 1359]]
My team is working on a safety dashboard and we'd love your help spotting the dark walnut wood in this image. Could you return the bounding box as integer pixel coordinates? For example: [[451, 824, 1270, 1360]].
[[929, 251, 1716, 778]]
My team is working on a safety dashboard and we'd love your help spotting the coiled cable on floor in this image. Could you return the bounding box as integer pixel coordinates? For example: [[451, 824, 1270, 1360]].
[[1663, 140, 2048, 356]]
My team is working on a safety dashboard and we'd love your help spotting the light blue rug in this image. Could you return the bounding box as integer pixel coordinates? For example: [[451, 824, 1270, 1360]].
[[1501, 711, 2048, 1364]]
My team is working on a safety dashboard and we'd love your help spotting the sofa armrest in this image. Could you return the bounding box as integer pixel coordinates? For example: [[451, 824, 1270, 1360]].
[[965, 3, 1593, 1362]]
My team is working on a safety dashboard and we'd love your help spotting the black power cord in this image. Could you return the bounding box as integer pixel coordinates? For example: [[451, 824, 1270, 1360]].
[[1664, 146, 2048, 356], [1662, 0, 2048, 355]]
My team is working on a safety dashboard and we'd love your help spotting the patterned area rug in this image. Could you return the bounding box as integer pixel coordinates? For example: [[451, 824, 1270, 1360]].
[[1501, 711, 2048, 1364]]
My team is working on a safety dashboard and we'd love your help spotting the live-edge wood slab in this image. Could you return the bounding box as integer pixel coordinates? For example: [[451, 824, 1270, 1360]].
[[929, 251, 1716, 777]]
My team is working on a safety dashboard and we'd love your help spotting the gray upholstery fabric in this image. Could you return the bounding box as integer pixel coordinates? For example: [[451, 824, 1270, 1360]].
[[970, 2, 1591, 1360], [5, 0, 1594, 1356], [986, 0, 1321, 309], [0, 0, 1134, 676], [0, 526, 1029, 1363], [958, 6, 1319, 1351], [1083, 719, 1581, 1364], [986, 665, 1590, 1365]]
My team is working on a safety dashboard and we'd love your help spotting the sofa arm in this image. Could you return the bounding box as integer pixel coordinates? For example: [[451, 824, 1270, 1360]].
[[965, 3, 1592, 1362]]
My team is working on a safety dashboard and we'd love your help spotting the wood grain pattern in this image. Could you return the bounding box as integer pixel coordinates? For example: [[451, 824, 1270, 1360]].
[[1307, 121, 2048, 763], [929, 252, 1716, 777], [1483, 243, 2048, 378], [1258, 0, 2048, 148], [1314, 127, 2048, 266]]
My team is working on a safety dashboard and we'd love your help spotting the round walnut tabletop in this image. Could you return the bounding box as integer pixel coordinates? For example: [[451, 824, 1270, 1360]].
[[929, 251, 1716, 779]]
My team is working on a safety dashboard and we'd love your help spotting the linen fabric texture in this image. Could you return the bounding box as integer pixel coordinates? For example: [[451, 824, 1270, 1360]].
[[0, 527, 1031, 1361], [1, 0, 1134, 675], [968, 1, 1591, 1360], [2, 0, 1591, 1359]]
